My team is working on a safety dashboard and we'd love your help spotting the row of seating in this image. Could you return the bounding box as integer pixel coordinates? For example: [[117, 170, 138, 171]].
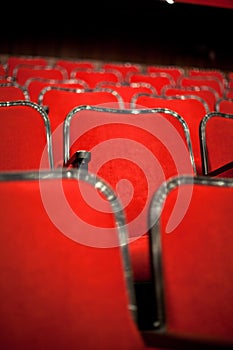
[[1, 93, 232, 176], [0, 54, 233, 98], [0, 54, 233, 349], [1, 170, 232, 349], [1, 77, 233, 113]]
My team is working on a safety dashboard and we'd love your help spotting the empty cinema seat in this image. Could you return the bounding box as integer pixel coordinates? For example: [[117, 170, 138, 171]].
[[62, 104, 196, 288], [0, 100, 54, 171], [162, 85, 219, 112], [127, 72, 176, 95], [96, 82, 157, 108], [177, 75, 225, 98], [131, 93, 209, 175], [0, 168, 150, 350], [148, 174, 233, 346], [70, 68, 123, 88], [200, 111, 233, 176], [1, 44, 232, 348], [0, 82, 30, 101], [12, 64, 69, 86], [54, 58, 98, 78], [6, 55, 50, 76], [37, 86, 124, 166], [146, 65, 185, 84], [186, 67, 227, 89], [25, 77, 89, 102], [101, 61, 143, 82], [215, 97, 233, 114]]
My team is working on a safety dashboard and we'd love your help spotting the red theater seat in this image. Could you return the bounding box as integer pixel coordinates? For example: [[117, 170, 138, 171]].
[[162, 85, 219, 112], [0, 82, 30, 101], [38, 86, 124, 166], [0, 169, 149, 350], [177, 75, 225, 97], [55, 58, 98, 78], [215, 97, 233, 114], [127, 72, 176, 95], [0, 100, 54, 171], [131, 94, 208, 175], [101, 62, 142, 82], [146, 65, 185, 84], [148, 174, 233, 345], [12, 64, 68, 86], [63, 105, 195, 283], [200, 112, 233, 175], [6, 55, 49, 77], [25, 77, 89, 102], [97, 82, 157, 107], [186, 67, 227, 89], [70, 68, 123, 88]]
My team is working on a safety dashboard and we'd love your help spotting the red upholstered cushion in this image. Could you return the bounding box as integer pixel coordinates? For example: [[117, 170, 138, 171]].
[[41, 88, 122, 165], [133, 95, 207, 174], [205, 115, 233, 172], [0, 177, 146, 350], [67, 108, 194, 281], [159, 182, 233, 342], [0, 103, 51, 171]]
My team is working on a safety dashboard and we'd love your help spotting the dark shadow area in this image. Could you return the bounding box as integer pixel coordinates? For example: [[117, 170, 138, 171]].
[[134, 281, 159, 330], [1, 1, 232, 70]]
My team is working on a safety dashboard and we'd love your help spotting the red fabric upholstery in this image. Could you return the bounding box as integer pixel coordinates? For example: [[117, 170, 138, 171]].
[[187, 68, 227, 87], [133, 95, 207, 174], [225, 89, 233, 99], [26, 79, 87, 102], [0, 175, 147, 350], [228, 81, 233, 90], [128, 73, 175, 95], [97, 82, 157, 107], [0, 83, 28, 101], [146, 66, 185, 84], [13, 66, 68, 86], [66, 108, 194, 281], [178, 76, 224, 97], [163, 86, 218, 112], [7, 56, 48, 76], [215, 98, 233, 114], [70, 69, 122, 88], [102, 63, 142, 82], [0, 102, 52, 171], [55, 59, 96, 78], [0, 63, 6, 76], [156, 179, 233, 343], [202, 114, 233, 173], [40, 87, 123, 166]]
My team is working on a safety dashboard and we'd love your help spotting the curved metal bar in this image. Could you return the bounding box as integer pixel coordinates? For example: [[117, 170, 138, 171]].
[[0, 100, 54, 169], [148, 174, 233, 331], [12, 64, 69, 81], [0, 168, 137, 323], [37, 85, 125, 110], [161, 85, 220, 105], [63, 104, 196, 174], [69, 67, 124, 84], [130, 91, 210, 113]]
